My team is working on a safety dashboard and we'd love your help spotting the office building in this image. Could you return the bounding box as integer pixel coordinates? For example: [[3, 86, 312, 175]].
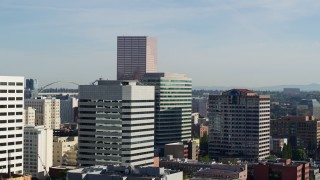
[[192, 97, 208, 118], [142, 73, 192, 154], [208, 89, 270, 160], [25, 98, 61, 129], [297, 99, 320, 119], [24, 126, 53, 179], [117, 36, 157, 80], [25, 79, 38, 99], [0, 76, 24, 174], [24, 107, 36, 126], [271, 116, 320, 150], [53, 136, 78, 166], [78, 80, 155, 167], [59, 97, 78, 123]]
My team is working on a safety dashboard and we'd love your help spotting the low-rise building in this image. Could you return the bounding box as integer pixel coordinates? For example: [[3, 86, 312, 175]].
[[164, 140, 198, 160], [53, 136, 78, 166], [0, 174, 32, 180], [67, 165, 183, 180], [160, 158, 247, 179], [309, 167, 320, 180], [253, 159, 309, 180]]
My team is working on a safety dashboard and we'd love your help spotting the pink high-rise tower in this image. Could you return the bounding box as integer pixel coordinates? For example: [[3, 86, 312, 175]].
[[117, 36, 157, 80]]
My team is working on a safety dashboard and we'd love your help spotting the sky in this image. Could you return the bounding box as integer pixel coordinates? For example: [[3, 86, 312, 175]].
[[1, 0, 320, 88]]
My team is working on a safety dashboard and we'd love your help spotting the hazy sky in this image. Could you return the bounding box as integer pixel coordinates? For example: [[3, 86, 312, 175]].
[[1, 0, 320, 88]]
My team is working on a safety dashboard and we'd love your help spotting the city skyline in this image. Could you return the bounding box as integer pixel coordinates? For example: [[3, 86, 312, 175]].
[[1, 0, 320, 87]]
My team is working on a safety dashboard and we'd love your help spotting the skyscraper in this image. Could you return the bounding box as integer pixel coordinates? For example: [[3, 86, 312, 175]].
[[25, 79, 38, 99], [208, 89, 270, 160], [78, 80, 155, 167], [0, 76, 24, 174], [117, 36, 157, 80], [141, 73, 192, 154]]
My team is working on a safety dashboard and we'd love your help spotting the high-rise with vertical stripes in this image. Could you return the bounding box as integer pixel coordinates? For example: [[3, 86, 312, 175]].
[[78, 80, 155, 167], [141, 73, 192, 155], [0, 76, 24, 174], [117, 36, 157, 80]]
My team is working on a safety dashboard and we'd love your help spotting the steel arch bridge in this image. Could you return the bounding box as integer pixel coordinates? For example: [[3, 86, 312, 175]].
[[38, 81, 79, 93]]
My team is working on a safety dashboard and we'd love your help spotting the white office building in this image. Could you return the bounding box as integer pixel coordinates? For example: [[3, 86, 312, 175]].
[[0, 76, 24, 174], [25, 98, 61, 129], [24, 126, 53, 179], [78, 80, 155, 167]]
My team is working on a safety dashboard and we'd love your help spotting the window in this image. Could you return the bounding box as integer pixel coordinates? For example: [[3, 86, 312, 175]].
[[0, 97, 7, 101], [8, 90, 15, 93], [0, 82, 7, 85], [16, 90, 23, 93], [0, 90, 7, 93], [16, 82, 23, 86], [8, 82, 15, 86]]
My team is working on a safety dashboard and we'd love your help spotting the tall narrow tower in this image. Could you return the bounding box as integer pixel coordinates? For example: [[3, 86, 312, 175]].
[[117, 36, 157, 80], [141, 73, 192, 155], [0, 76, 24, 174]]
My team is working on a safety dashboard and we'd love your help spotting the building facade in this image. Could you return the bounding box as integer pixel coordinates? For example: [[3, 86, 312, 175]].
[[270, 116, 320, 151], [53, 136, 78, 166], [25, 79, 38, 99], [24, 107, 36, 126], [142, 73, 192, 154], [59, 97, 78, 123], [25, 98, 61, 129], [208, 89, 270, 160], [78, 80, 155, 167], [24, 126, 53, 179], [117, 36, 157, 80], [0, 76, 24, 174]]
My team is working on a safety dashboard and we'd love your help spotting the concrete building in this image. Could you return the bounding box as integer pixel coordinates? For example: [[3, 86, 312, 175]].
[[253, 159, 309, 180], [0, 76, 24, 174], [208, 89, 270, 160], [25, 98, 61, 129], [297, 99, 320, 119], [271, 116, 320, 151], [78, 80, 155, 167], [59, 97, 78, 123], [67, 165, 182, 180], [160, 159, 247, 179], [24, 107, 35, 126], [24, 126, 53, 179], [142, 73, 192, 154], [192, 97, 208, 118], [117, 36, 157, 80], [164, 140, 198, 160], [53, 136, 78, 166]]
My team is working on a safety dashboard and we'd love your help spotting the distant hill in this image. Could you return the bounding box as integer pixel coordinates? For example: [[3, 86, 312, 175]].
[[194, 83, 320, 91]]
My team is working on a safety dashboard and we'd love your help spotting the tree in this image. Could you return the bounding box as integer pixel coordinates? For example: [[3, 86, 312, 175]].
[[267, 154, 277, 160], [200, 132, 208, 155], [281, 144, 292, 159], [199, 155, 211, 163], [293, 148, 307, 161]]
